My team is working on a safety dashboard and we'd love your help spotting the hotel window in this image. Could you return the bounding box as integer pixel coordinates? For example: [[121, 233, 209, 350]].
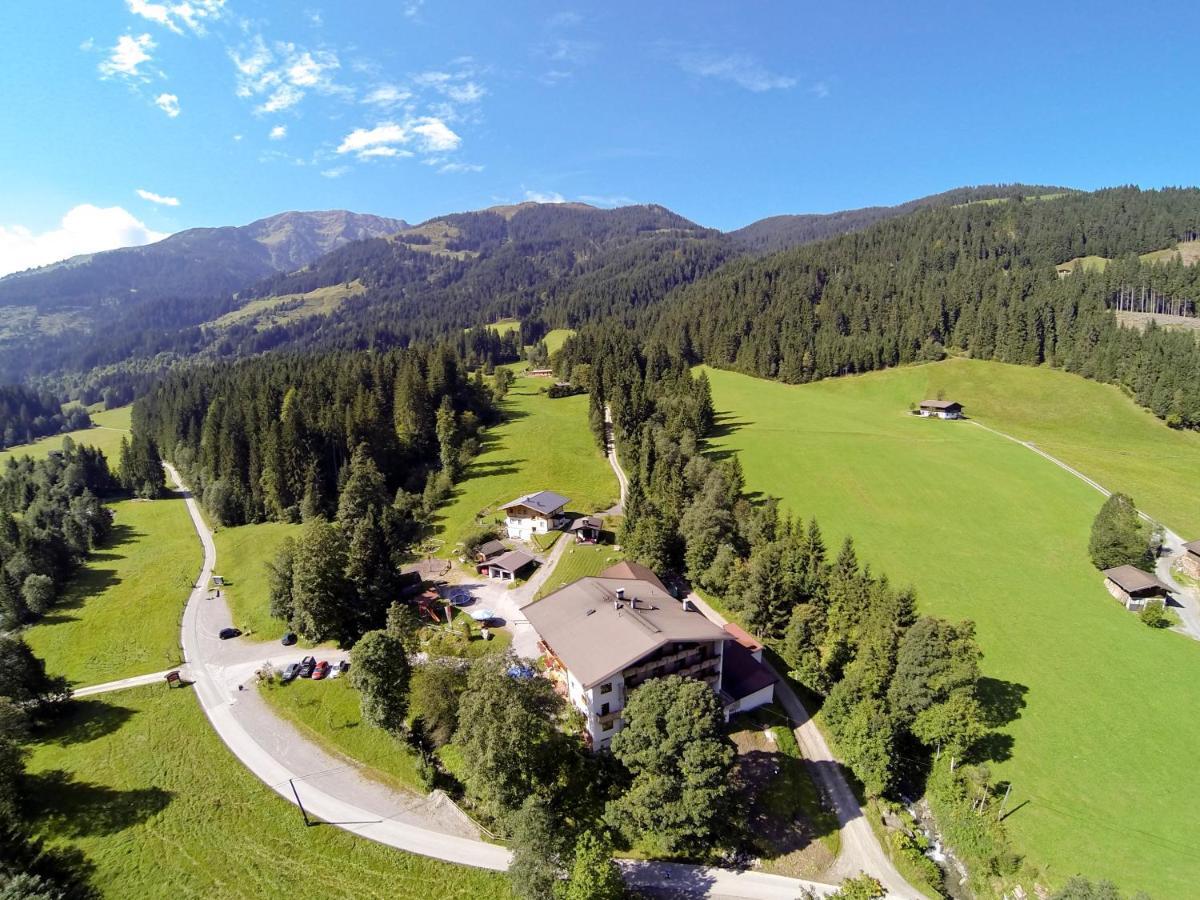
[[600, 702, 610, 716]]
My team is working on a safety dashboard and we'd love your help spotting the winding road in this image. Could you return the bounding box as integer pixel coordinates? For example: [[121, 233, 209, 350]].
[[152, 463, 868, 899]]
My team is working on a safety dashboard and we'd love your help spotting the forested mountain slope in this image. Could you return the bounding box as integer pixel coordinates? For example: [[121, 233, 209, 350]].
[[728, 184, 1073, 254], [644, 186, 1200, 427], [0, 210, 406, 382]]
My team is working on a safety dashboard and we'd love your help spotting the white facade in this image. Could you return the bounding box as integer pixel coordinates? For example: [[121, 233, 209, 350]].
[[506, 514, 556, 540], [918, 409, 961, 419], [723, 683, 776, 721]]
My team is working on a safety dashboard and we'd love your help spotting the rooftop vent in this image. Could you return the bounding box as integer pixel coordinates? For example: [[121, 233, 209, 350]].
[[615, 588, 625, 601], [585, 608, 596, 616]]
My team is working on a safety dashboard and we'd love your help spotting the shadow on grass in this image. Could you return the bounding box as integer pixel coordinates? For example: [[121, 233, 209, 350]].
[[972, 676, 1029, 764], [41, 699, 137, 747], [459, 457, 525, 482], [24, 769, 173, 838]]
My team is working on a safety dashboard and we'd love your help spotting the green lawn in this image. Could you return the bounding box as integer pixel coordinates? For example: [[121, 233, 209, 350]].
[[703, 362, 1200, 898], [213, 521, 303, 638], [533, 543, 624, 600], [916, 357, 1200, 537], [542, 328, 574, 355], [433, 376, 617, 554], [261, 676, 425, 793], [23, 495, 198, 686], [0, 404, 131, 469], [25, 686, 510, 899], [487, 317, 521, 336]]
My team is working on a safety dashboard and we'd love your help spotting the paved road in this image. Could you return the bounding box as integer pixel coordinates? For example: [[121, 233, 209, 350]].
[[73, 669, 176, 697], [972, 420, 1200, 641], [163, 464, 860, 898], [603, 402, 629, 514]]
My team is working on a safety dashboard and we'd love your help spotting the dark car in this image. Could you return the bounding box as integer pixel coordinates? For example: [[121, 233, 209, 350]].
[[298, 656, 316, 678], [281, 662, 300, 683], [312, 660, 331, 680], [218, 627, 241, 640], [281, 632, 297, 646], [337, 660, 350, 674]]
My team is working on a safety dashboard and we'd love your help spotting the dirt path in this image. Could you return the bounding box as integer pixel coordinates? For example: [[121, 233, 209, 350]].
[[602, 403, 629, 515], [971, 420, 1200, 642]]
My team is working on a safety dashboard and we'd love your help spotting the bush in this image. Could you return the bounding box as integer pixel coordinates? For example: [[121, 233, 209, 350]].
[[1140, 599, 1168, 628]]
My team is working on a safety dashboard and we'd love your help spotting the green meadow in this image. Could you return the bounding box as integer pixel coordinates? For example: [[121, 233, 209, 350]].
[[0, 404, 131, 468], [533, 543, 624, 600], [25, 686, 510, 900], [703, 361, 1200, 898], [213, 521, 304, 637], [433, 376, 617, 553], [24, 495, 198, 686]]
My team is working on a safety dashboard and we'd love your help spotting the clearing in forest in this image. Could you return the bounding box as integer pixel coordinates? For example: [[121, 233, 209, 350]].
[[703, 361, 1200, 899], [432, 376, 617, 554], [0, 404, 131, 468], [23, 494, 198, 686], [212, 520, 303, 637]]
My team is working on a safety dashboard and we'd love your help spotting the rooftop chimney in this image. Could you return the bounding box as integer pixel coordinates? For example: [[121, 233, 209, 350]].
[[615, 588, 625, 602]]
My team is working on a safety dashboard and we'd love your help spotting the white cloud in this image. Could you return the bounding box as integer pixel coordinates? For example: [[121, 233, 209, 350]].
[[230, 37, 342, 114], [0, 205, 168, 278], [269, 124, 287, 140], [127, 0, 225, 35], [321, 166, 350, 178], [232, 133, 243, 141], [259, 84, 304, 113], [524, 190, 566, 204], [438, 162, 484, 174], [99, 33, 155, 80], [363, 83, 412, 108], [155, 92, 180, 117], [136, 188, 180, 206], [676, 51, 795, 92], [410, 116, 460, 152], [286, 49, 339, 87], [337, 122, 408, 156]]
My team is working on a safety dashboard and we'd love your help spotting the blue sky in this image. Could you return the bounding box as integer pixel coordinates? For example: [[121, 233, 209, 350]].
[[1, 0, 1198, 275]]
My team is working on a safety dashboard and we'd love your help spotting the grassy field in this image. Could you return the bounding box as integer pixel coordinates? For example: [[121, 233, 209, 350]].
[[703, 362, 1200, 898], [915, 357, 1200, 537], [0, 404, 131, 468], [542, 328, 574, 355], [433, 376, 617, 554], [24, 495, 198, 686], [533, 543, 624, 600], [261, 676, 424, 793], [213, 281, 364, 330], [25, 686, 511, 899], [486, 317, 521, 336], [212, 521, 303, 638]]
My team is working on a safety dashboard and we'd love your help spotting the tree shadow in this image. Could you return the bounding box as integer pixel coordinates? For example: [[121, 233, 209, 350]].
[[459, 458, 524, 482], [23, 770, 173, 838], [42, 699, 137, 747], [620, 860, 717, 897], [977, 677, 1029, 728], [708, 413, 752, 441]]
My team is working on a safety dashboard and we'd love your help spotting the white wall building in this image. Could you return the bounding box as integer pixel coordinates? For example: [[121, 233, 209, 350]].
[[501, 490, 570, 541]]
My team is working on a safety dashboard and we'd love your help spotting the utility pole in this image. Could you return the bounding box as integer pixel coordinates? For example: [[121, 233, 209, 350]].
[[289, 778, 312, 827], [996, 782, 1013, 821]]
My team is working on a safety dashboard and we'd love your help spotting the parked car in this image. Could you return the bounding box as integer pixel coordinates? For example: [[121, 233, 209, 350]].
[[298, 656, 316, 678], [281, 662, 300, 683], [312, 660, 331, 680], [218, 627, 241, 640], [281, 632, 297, 646], [338, 660, 350, 673]]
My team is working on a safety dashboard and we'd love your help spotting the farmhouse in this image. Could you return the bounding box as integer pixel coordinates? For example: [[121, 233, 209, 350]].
[[501, 490, 570, 540], [529, 368, 554, 377], [567, 515, 602, 543], [918, 399, 964, 419], [479, 549, 536, 581], [526, 563, 775, 749], [1181, 540, 1200, 579], [473, 539, 507, 563], [1102, 565, 1172, 611]]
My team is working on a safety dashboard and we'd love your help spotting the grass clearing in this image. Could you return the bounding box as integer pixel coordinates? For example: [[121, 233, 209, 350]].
[[533, 543, 624, 600], [704, 362, 1200, 898], [212, 521, 303, 638], [213, 281, 364, 330], [433, 376, 617, 554], [261, 676, 425, 793], [25, 685, 511, 899], [0, 404, 131, 469], [23, 495, 198, 686], [542, 328, 574, 355], [486, 317, 521, 336]]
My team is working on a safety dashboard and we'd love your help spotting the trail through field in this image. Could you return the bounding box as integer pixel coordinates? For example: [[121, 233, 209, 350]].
[[972, 420, 1200, 641], [72, 669, 177, 697], [602, 402, 629, 514]]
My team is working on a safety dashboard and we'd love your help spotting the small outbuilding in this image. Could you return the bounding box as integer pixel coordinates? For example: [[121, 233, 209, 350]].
[[480, 549, 537, 581], [567, 516, 603, 544], [918, 399, 964, 419], [1102, 565, 1172, 611], [720, 640, 777, 721], [473, 539, 507, 563], [1180, 540, 1200, 579]]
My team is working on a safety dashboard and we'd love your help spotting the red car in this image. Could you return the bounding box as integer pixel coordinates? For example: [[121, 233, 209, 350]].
[[311, 660, 331, 680]]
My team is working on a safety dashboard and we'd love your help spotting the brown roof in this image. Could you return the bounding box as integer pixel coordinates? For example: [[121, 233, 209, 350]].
[[1103, 565, 1171, 595], [568, 516, 602, 531], [525, 576, 727, 688], [1183, 540, 1200, 557], [723, 622, 763, 653], [919, 399, 962, 410], [722, 640, 777, 701], [501, 491, 570, 515], [488, 550, 536, 573], [599, 560, 669, 592], [476, 539, 506, 559]]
